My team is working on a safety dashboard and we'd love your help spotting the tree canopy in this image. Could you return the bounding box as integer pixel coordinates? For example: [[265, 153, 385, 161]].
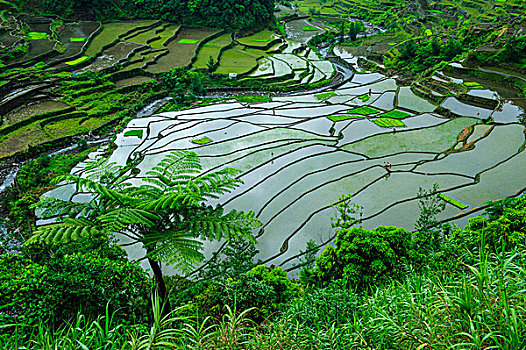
[[24, 0, 275, 30]]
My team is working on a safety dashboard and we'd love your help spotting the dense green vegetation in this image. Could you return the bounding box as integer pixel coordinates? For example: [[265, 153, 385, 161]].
[[17, 0, 274, 30], [0, 149, 96, 248], [1, 160, 525, 347], [1, 0, 526, 347]]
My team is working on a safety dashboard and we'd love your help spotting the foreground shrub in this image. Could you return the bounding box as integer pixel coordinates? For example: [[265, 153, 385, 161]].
[[186, 265, 299, 322], [269, 246, 526, 349], [0, 250, 151, 326], [452, 195, 526, 252], [313, 226, 417, 289]]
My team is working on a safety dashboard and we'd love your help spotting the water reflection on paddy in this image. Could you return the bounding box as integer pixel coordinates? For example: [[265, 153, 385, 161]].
[[45, 58, 526, 276]]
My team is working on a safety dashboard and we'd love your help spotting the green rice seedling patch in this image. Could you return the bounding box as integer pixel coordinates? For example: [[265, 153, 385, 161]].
[[70, 37, 86, 42], [152, 25, 181, 48], [244, 48, 267, 58], [463, 81, 484, 89], [279, 12, 291, 15], [315, 92, 337, 100], [424, 28, 433, 36], [27, 32, 49, 40], [372, 118, 406, 128], [428, 9, 444, 13], [177, 38, 200, 44], [192, 35, 232, 69], [124, 130, 143, 138], [126, 26, 163, 45], [445, 22, 457, 26], [234, 95, 270, 103], [65, 55, 90, 65], [387, 42, 397, 46], [319, 7, 340, 15], [379, 110, 411, 119], [0, 81, 7, 86], [148, 27, 220, 72], [348, 106, 380, 115], [192, 137, 212, 144], [327, 114, 363, 122], [358, 94, 370, 102], [438, 193, 469, 209], [44, 115, 114, 138], [302, 26, 319, 31], [0, 123, 53, 158]]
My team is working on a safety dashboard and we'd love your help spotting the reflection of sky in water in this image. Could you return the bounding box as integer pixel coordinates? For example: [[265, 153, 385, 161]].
[[398, 87, 436, 113], [492, 102, 524, 123], [441, 97, 493, 118], [467, 89, 499, 100], [38, 60, 526, 275]]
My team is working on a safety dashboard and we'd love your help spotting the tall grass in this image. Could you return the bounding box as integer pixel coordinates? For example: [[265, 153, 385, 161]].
[[2, 247, 526, 349], [273, 247, 526, 349]]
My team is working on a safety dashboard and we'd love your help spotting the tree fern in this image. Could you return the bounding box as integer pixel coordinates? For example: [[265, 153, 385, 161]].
[[30, 150, 261, 307], [35, 197, 99, 219]]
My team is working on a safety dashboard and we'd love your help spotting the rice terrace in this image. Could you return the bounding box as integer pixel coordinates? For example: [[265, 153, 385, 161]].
[[1, 0, 526, 348]]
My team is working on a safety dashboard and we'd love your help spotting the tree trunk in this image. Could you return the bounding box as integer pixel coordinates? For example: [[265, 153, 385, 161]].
[[147, 248, 171, 314]]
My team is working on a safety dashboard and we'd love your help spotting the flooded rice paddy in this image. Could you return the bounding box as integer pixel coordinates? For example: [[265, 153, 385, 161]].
[[47, 51, 526, 276]]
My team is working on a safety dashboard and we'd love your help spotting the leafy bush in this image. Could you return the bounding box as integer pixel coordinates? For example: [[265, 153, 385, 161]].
[[275, 246, 526, 349], [0, 150, 94, 239], [313, 226, 417, 289], [188, 265, 299, 322], [451, 195, 526, 252], [0, 248, 151, 326], [159, 68, 205, 103], [502, 35, 526, 63], [282, 285, 358, 328]]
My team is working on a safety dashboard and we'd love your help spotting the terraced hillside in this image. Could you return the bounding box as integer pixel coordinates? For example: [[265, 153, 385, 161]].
[[0, 9, 339, 160], [46, 50, 526, 273]]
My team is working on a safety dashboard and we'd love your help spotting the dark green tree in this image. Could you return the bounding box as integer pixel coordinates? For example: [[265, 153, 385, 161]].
[[399, 40, 418, 60], [349, 22, 357, 41]]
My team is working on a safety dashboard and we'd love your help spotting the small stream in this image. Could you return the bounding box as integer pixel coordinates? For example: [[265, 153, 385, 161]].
[[136, 97, 173, 118], [0, 167, 18, 192]]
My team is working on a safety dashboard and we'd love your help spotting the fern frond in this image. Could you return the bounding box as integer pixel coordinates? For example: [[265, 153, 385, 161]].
[[144, 230, 204, 272], [50, 174, 124, 202], [145, 151, 202, 186], [191, 168, 243, 199], [138, 192, 202, 211], [28, 223, 101, 245], [61, 217, 97, 227], [125, 185, 165, 200], [183, 208, 261, 241], [35, 197, 100, 219], [99, 208, 160, 231]]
